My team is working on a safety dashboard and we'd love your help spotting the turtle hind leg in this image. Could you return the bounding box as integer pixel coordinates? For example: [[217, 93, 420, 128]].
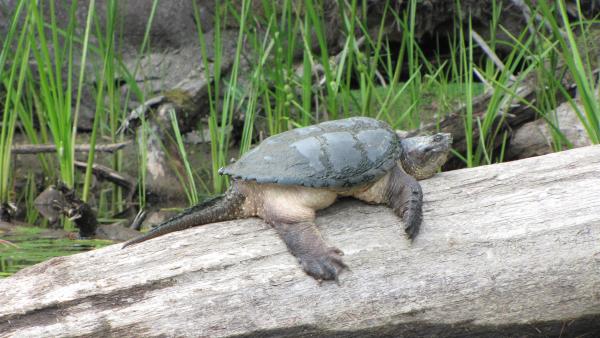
[[385, 165, 423, 239], [270, 220, 347, 282]]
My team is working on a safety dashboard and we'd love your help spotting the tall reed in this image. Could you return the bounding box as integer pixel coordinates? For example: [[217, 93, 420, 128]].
[[0, 1, 32, 206]]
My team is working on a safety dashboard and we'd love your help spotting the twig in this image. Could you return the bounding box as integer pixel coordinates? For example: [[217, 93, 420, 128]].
[[0, 239, 19, 248], [471, 30, 517, 84], [472, 68, 492, 91], [129, 209, 148, 230], [73, 161, 136, 200], [317, 36, 367, 88], [118, 95, 166, 134], [12, 141, 131, 155]]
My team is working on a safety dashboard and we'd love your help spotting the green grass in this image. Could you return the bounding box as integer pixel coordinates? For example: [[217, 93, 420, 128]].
[[170, 108, 200, 205], [0, 0, 31, 208], [537, 0, 600, 143]]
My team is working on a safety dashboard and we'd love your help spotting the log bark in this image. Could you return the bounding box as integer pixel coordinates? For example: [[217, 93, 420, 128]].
[[2, 146, 600, 338]]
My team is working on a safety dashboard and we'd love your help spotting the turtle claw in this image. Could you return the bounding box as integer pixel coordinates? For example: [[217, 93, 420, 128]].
[[401, 205, 422, 240], [329, 247, 345, 256], [272, 221, 348, 283], [298, 247, 347, 282]]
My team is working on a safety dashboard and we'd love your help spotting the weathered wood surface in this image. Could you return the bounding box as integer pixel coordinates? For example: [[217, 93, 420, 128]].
[[2, 146, 600, 338]]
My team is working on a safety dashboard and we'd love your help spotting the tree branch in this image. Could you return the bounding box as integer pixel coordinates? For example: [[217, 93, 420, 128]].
[[11, 141, 131, 154]]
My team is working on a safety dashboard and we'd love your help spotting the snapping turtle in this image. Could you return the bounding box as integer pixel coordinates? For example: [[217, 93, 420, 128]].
[[124, 117, 452, 282]]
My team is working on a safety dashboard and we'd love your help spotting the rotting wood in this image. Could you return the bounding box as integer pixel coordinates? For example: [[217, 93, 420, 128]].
[[1, 146, 600, 337], [73, 161, 136, 199]]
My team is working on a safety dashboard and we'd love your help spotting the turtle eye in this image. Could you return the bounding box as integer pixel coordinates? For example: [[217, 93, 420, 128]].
[[433, 134, 443, 142]]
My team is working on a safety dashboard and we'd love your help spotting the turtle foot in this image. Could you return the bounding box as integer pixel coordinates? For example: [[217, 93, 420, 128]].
[[298, 247, 347, 283]]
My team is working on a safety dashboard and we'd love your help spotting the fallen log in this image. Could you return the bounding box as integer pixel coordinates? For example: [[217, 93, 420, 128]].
[[1, 146, 600, 337]]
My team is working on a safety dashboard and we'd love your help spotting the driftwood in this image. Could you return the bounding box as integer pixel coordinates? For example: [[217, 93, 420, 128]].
[[1, 146, 600, 337], [11, 141, 130, 154], [73, 161, 136, 196], [508, 100, 593, 159]]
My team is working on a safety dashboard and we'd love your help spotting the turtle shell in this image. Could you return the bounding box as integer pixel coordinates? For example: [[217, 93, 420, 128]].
[[219, 117, 402, 188]]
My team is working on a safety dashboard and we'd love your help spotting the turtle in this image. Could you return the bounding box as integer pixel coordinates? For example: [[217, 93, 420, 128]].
[[124, 117, 452, 282]]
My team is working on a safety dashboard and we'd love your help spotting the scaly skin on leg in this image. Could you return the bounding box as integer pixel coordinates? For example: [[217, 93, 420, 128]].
[[270, 220, 347, 282], [385, 165, 423, 239]]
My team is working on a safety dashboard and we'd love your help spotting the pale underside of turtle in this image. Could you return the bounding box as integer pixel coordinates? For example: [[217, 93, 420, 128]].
[[124, 117, 452, 282]]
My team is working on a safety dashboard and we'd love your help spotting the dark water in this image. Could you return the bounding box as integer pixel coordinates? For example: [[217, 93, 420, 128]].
[[0, 226, 111, 278]]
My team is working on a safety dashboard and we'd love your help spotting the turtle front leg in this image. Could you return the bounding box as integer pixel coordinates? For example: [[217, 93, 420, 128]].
[[385, 165, 423, 239], [270, 220, 347, 282]]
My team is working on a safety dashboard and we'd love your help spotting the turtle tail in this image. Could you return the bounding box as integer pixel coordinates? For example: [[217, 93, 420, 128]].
[[122, 187, 246, 248]]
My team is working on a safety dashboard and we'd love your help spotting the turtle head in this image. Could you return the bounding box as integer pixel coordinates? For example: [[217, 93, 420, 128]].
[[399, 133, 452, 180]]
